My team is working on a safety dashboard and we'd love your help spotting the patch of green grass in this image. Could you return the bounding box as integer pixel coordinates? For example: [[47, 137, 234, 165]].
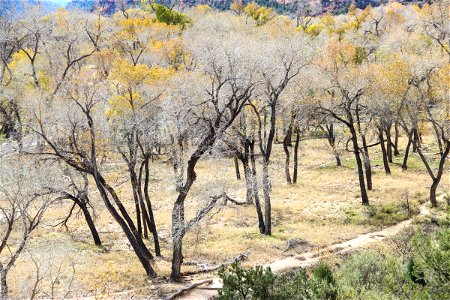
[[341, 202, 419, 227]]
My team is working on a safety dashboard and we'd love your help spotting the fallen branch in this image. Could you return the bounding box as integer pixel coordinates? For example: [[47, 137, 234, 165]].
[[222, 193, 247, 205], [166, 279, 213, 300]]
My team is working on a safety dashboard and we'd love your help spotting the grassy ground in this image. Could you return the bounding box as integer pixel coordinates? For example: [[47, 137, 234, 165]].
[[4, 133, 449, 299]]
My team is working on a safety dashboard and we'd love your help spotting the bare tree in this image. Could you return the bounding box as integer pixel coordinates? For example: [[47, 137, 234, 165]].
[[0, 157, 53, 300], [30, 72, 157, 277], [166, 19, 259, 279]]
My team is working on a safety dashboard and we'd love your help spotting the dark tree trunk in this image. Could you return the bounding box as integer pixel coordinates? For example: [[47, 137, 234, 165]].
[[393, 122, 400, 156], [262, 160, 271, 235], [98, 174, 155, 261], [402, 130, 414, 171], [355, 105, 372, 191], [170, 129, 219, 281], [93, 173, 156, 277], [283, 115, 295, 185], [427, 142, 449, 207], [412, 130, 420, 152], [234, 156, 241, 180], [350, 127, 369, 205], [378, 128, 391, 175], [361, 136, 372, 191], [260, 103, 277, 236], [429, 180, 438, 208], [238, 144, 253, 204], [385, 124, 393, 163], [79, 200, 102, 246], [335, 152, 341, 166], [250, 141, 265, 233], [171, 200, 185, 281], [1, 269, 7, 300], [325, 122, 341, 167], [129, 169, 143, 237], [142, 157, 161, 256], [293, 127, 300, 183], [241, 157, 253, 204]]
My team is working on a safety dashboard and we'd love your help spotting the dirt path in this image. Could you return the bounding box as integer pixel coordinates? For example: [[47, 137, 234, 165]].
[[177, 203, 430, 300]]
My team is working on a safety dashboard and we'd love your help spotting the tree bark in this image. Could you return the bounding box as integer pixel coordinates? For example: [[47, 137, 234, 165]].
[[324, 123, 341, 167], [129, 168, 143, 237], [250, 141, 265, 233], [350, 126, 369, 205], [262, 160, 271, 235], [283, 115, 295, 184], [234, 156, 241, 180], [355, 104, 372, 191], [402, 130, 414, 171], [293, 126, 300, 183], [238, 146, 253, 204], [428, 142, 449, 207], [0, 269, 7, 300], [385, 124, 393, 163], [242, 158, 253, 204], [93, 174, 156, 277], [393, 122, 400, 156], [79, 200, 102, 246], [378, 128, 391, 175], [362, 137, 372, 190], [142, 157, 161, 256], [171, 200, 185, 281], [412, 130, 419, 152]]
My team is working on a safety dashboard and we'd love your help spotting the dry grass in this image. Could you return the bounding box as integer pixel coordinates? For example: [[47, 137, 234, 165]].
[[4, 133, 449, 299]]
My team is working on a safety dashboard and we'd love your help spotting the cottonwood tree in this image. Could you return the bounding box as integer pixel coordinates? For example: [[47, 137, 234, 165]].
[[250, 29, 311, 235], [0, 157, 53, 300], [166, 17, 259, 280], [30, 68, 158, 277], [282, 72, 317, 182], [316, 39, 371, 205], [216, 107, 265, 231], [401, 64, 449, 207]]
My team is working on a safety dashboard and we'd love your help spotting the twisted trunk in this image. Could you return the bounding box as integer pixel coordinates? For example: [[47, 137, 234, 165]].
[[283, 114, 295, 184]]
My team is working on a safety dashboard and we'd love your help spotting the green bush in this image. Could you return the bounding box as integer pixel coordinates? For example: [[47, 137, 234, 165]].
[[218, 261, 337, 300], [218, 261, 275, 300], [336, 250, 389, 298], [151, 4, 191, 28], [410, 228, 450, 299]]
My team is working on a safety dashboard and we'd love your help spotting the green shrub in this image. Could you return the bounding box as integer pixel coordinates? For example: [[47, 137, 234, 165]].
[[218, 261, 275, 300], [336, 250, 388, 298], [219, 260, 337, 300], [410, 228, 450, 299], [151, 4, 191, 28]]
